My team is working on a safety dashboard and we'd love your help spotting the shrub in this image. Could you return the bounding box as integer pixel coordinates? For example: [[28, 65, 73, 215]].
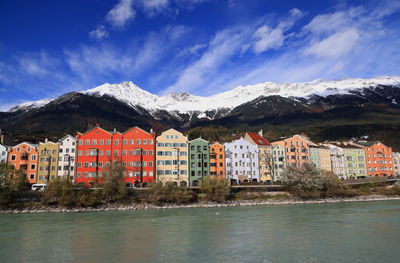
[[282, 163, 355, 199], [199, 177, 230, 202], [42, 178, 76, 207], [145, 182, 196, 204], [101, 162, 128, 202]]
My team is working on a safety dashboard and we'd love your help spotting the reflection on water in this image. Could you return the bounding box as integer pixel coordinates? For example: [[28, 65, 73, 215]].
[[0, 200, 400, 263]]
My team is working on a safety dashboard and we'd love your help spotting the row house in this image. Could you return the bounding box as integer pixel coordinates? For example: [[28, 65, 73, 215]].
[[76, 125, 156, 187], [209, 143, 225, 179], [326, 144, 345, 178], [353, 141, 395, 177], [224, 137, 259, 183], [282, 134, 318, 167], [58, 135, 77, 182], [37, 139, 59, 184], [393, 152, 400, 176], [0, 144, 7, 163], [244, 130, 272, 182], [326, 142, 367, 179], [271, 142, 286, 182], [156, 128, 189, 186], [188, 138, 210, 186], [7, 142, 38, 184], [310, 145, 332, 172]]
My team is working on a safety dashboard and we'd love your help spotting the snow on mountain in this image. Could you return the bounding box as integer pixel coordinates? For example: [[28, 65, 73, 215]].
[[8, 98, 53, 112], [7, 76, 400, 115]]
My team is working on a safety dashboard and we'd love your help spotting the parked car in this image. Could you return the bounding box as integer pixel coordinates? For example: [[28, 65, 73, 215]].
[[31, 184, 47, 191]]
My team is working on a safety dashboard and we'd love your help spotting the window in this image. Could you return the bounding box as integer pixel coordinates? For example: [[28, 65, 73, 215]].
[[114, 150, 119, 156], [123, 139, 127, 145], [92, 140, 97, 145], [30, 164, 35, 170], [99, 140, 104, 145], [85, 139, 90, 145], [106, 140, 111, 145], [31, 155, 37, 161], [136, 139, 141, 145], [149, 140, 153, 145], [79, 140, 83, 145], [114, 139, 119, 145], [30, 174, 35, 180], [143, 140, 147, 145], [11, 155, 16, 161]]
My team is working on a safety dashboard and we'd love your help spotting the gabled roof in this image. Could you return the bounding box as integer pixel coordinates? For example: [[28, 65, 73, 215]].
[[123, 126, 154, 136], [77, 125, 113, 136], [328, 142, 363, 149], [9, 142, 38, 150], [285, 134, 319, 147], [189, 137, 209, 144], [355, 140, 389, 148], [246, 132, 271, 146], [58, 134, 77, 142]]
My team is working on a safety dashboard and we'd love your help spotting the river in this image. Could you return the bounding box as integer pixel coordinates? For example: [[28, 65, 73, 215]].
[[0, 200, 399, 263]]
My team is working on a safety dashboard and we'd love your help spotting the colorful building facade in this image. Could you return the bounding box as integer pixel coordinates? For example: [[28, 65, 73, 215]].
[[156, 128, 189, 186], [209, 143, 226, 179], [328, 142, 367, 179], [188, 138, 209, 186], [283, 134, 318, 167], [319, 146, 332, 172], [326, 144, 345, 178], [37, 140, 59, 184], [224, 137, 259, 183], [58, 135, 77, 182], [7, 142, 38, 184], [244, 130, 272, 182], [76, 125, 156, 187], [271, 142, 286, 182], [121, 127, 156, 186], [354, 141, 395, 177]]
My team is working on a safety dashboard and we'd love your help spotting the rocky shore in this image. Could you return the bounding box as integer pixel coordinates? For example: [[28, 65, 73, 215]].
[[1, 195, 399, 214]]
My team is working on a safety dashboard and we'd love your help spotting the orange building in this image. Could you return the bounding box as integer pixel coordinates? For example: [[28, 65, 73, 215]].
[[354, 141, 395, 177], [283, 134, 318, 167], [209, 142, 225, 179], [7, 142, 39, 184]]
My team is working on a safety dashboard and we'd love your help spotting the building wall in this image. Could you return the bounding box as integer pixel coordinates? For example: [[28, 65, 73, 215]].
[[393, 152, 400, 176], [0, 144, 7, 163], [327, 145, 345, 178], [310, 146, 321, 169], [37, 141, 59, 184], [7, 143, 38, 184], [271, 143, 286, 182], [284, 135, 311, 167], [121, 127, 156, 186], [189, 138, 209, 186], [363, 142, 395, 177], [156, 129, 189, 186], [343, 147, 367, 179], [224, 137, 259, 183], [209, 143, 225, 179], [319, 147, 332, 172], [58, 135, 77, 182], [76, 127, 115, 186]]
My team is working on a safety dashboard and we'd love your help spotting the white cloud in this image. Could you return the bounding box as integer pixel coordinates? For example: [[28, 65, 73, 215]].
[[89, 25, 109, 41], [137, 0, 170, 16], [304, 28, 359, 58], [253, 26, 284, 54], [252, 8, 303, 54], [106, 0, 136, 28]]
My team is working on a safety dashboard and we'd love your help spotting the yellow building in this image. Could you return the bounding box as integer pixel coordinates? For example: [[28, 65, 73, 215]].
[[319, 146, 332, 172], [37, 139, 59, 184], [244, 131, 273, 182], [156, 128, 189, 186]]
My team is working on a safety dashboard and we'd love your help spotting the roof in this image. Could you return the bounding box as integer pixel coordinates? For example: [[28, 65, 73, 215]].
[[58, 134, 77, 142], [189, 137, 209, 144], [355, 140, 389, 148], [329, 142, 363, 149], [9, 142, 38, 149], [246, 132, 271, 146]]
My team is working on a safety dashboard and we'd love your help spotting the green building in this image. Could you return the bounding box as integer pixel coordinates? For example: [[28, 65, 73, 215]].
[[189, 138, 210, 186]]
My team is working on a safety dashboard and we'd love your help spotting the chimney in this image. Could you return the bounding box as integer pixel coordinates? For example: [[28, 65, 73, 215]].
[[150, 128, 153, 134], [258, 129, 263, 137], [113, 128, 117, 133], [45, 138, 48, 143]]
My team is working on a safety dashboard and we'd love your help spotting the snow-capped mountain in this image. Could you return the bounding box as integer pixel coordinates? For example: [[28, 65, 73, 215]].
[[8, 76, 400, 116], [9, 98, 53, 112]]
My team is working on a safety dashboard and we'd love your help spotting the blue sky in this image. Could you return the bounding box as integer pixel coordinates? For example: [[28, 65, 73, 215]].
[[1, 0, 400, 110]]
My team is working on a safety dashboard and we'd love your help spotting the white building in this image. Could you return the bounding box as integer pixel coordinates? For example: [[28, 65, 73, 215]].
[[57, 135, 77, 182], [224, 137, 259, 183], [0, 144, 7, 164], [394, 152, 400, 177], [326, 144, 346, 179]]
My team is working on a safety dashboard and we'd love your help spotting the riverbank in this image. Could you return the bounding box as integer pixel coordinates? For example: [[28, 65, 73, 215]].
[[1, 195, 400, 214]]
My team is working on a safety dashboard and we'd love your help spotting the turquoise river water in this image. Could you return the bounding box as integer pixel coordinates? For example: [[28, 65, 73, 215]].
[[1, 200, 400, 263]]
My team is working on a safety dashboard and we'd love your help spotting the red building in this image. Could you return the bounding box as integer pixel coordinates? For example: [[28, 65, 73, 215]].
[[355, 141, 395, 177], [76, 125, 156, 187], [7, 142, 38, 184]]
